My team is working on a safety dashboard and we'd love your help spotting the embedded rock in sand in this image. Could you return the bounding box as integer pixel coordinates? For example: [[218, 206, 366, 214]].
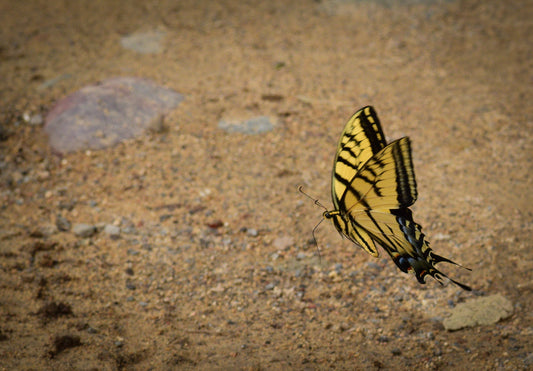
[[45, 77, 184, 154]]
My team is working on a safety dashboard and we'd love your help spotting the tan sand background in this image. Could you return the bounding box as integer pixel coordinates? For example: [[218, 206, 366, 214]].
[[1, 0, 532, 369]]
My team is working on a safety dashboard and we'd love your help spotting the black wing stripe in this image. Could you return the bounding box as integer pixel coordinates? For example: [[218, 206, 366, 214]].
[[336, 154, 359, 170], [391, 139, 417, 207], [360, 106, 386, 155], [356, 211, 404, 254]]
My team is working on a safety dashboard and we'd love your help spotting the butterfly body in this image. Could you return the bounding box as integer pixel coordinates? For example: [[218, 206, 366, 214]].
[[325, 106, 471, 290]]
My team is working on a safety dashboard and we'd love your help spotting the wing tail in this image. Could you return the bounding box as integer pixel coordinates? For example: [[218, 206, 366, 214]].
[[353, 209, 471, 290]]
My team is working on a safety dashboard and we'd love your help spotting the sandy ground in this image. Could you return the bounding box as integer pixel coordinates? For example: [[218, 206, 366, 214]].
[[1, 0, 532, 369]]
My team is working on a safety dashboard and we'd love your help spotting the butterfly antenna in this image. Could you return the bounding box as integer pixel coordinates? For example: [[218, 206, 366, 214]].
[[312, 218, 325, 260], [298, 186, 327, 211]]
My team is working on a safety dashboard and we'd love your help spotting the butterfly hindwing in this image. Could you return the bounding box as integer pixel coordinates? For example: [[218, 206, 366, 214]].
[[328, 210, 379, 256], [324, 106, 471, 290], [351, 209, 471, 291]]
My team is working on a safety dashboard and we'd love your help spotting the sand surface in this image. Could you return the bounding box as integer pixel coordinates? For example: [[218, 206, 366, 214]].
[[1, 0, 532, 369]]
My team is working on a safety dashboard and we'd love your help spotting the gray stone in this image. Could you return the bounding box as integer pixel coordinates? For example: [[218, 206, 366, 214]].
[[103, 224, 121, 238], [246, 228, 258, 237], [218, 116, 275, 134], [23, 112, 43, 126], [120, 30, 166, 54], [31, 223, 58, 237], [73, 223, 97, 238], [44, 77, 184, 153]]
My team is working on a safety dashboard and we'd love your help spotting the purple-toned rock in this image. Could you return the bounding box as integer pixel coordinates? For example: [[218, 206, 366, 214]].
[[44, 77, 184, 154]]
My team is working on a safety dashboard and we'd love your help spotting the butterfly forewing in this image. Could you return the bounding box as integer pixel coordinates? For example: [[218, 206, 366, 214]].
[[332, 106, 387, 209]]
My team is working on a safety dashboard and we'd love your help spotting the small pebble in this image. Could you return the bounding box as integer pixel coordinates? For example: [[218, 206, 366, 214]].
[[122, 226, 137, 234], [270, 252, 280, 260], [391, 348, 402, 356], [218, 116, 275, 135], [36, 170, 50, 180], [246, 228, 258, 237], [87, 326, 98, 334], [273, 235, 294, 249], [222, 237, 232, 246], [29, 113, 43, 126], [365, 262, 381, 270], [31, 224, 58, 238], [120, 30, 166, 54], [103, 224, 121, 238], [23, 112, 43, 126], [72, 223, 96, 238], [58, 200, 76, 211], [56, 215, 71, 232]]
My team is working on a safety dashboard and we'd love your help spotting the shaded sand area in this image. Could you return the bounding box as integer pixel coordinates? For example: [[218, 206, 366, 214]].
[[1, 0, 532, 369]]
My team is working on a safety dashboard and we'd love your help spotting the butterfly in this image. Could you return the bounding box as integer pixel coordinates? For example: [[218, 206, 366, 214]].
[[322, 106, 471, 290]]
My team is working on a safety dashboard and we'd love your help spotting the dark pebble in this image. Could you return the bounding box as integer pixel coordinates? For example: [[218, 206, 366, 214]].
[[56, 215, 71, 232], [391, 348, 402, 356], [87, 326, 98, 334], [49, 334, 81, 358], [58, 200, 76, 211]]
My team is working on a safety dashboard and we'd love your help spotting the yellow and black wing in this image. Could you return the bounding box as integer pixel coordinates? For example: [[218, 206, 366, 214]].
[[331, 106, 387, 211], [325, 106, 471, 290]]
